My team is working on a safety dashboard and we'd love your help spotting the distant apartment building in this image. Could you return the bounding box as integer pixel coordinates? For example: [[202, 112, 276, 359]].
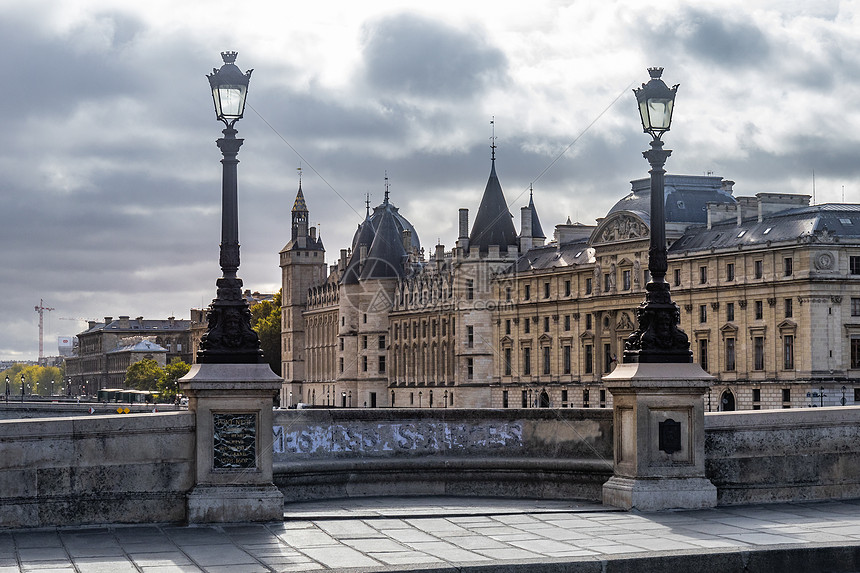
[[64, 316, 192, 394]]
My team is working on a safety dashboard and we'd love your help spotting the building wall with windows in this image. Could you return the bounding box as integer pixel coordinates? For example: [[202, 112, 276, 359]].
[[281, 167, 860, 411]]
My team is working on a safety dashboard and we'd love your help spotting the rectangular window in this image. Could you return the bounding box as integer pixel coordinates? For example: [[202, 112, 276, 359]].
[[563, 345, 571, 374], [752, 388, 761, 402], [726, 262, 735, 281], [754, 259, 763, 279], [699, 265, 708, 284], [467, 326, 474, 348], [583, 389, 590, 408], [561, 389, 568, 404], [782, 388, 791, 405], [505, 319, 511, 335], [852, 339, 860, 369], [603, 343, 613, 373], [467, 358, 474, 379], [505, 287, 512, 301], [725, 338, 736, 371], [363, 313, 367, 323], [504, 348, 512, 376], [852, 298, 860, 317], [564, 280, 571, 297], [466, 279, 474, 300], [855, 388, 860, 402], [362, 336, 368, 349], [783, 335, 794, 370], [379, 355, 386, 373], [674, 268, 681, 287], [543, 346, 551, 375], [784, 257, 793, 276], [754, 336, 764, 370], [784, 298, 793, 318], [851, 256, 860, 275], [524, 284, 531, 300], [544, 282, 550, 298], [362, 355, 368, 372], [379, 335, 386, 349], [604, 273, 611, 292], [699, 339, 709, 372], [523, 348, 531, 375], [339, 338, 344, 351], [524, 319, 530, 334], [522, 390, 528, 408], [755, 300, 763, 320], [699, 304, 707, 323], [726, 302, 735, 322], [543, 316, 550, 332], [432, 321, 437, 337], [584, 345, 593, 374], [502, 390, 509, 408], [585, 278, 593, 295], [564, 315, 571, 331], [623, 269, 631, 290], [586, 314, 593, 330], [599, 389, 606, 408]]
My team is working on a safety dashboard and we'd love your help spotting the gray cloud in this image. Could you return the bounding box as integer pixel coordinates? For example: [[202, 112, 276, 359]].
[[360, 13, 509, 100]]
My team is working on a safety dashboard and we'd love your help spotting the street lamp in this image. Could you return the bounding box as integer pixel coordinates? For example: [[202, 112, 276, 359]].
[[51, 379, 54, 397], [4, 376, 8, 402], [444, 389, 448, 408], [21, 374, 25, 402], [197, 51, 263, 365], [624, 67, 692, 364]]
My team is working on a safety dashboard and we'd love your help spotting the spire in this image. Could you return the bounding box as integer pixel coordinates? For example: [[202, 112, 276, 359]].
[[384, 172, 390, 204], [291, 176, 309, 242], [468, 154, 517, 253], [528, 184, 545, 239], [490, 116, 497, 162], [365, 193, 371, 218]]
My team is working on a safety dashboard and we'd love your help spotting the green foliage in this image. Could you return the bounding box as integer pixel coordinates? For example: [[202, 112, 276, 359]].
[[251, 289, 281, 375], [125, 359, 162, 391], [0, 364, 64, 396], [157, 360, 191, 400]]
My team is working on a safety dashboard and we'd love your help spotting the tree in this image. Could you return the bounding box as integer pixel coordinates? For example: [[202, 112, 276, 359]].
[[157, 360, 191, 400], [251, 289, 281, 375], [1, 364, 64, 396], [125, 359, 162, 391]]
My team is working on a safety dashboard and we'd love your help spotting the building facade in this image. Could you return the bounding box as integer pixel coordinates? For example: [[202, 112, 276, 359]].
[[280, 163, 860, 410], [64, 316, 192, 395]]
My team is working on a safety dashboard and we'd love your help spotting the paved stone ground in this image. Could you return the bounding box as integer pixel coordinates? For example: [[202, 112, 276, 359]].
[[1, 497, 860, 572]]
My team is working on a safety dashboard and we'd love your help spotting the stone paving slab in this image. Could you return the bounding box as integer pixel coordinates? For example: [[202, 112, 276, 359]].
[[0, 497, 859, 572]]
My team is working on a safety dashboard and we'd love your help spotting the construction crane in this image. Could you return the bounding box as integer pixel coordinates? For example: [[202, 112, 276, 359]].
[[34, 299, 55, 362]]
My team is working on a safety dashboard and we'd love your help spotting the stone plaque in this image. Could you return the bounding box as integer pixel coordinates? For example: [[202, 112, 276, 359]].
[[658, 418, 681, 455], [213, 413, 257, 469]]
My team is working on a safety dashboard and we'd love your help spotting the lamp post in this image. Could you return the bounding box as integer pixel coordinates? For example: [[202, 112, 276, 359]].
[[196, 51, 263, 365], [444, 389, 448, 408], [4, 375, 8, 403], [51, 379, 54, 397], [21, 374, 25, 402], [623, 68, 692, 364]]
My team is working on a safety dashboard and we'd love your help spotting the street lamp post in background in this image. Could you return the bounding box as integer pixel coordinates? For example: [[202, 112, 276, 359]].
[[196, 51, 263, 365], [4, 376, 8, 403], [623, 67, 692, 364], [21, 374, 24, 402]]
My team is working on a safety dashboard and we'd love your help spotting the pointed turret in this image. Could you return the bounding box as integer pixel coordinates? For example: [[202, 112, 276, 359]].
[[528, 187, 545, 240], [291, 182, 309, 242], [468, 159, 517, 253]]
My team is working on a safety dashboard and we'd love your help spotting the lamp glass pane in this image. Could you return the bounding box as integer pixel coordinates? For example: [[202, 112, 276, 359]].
[[646, 98, 673, 130], [216, 86, 246, 119]]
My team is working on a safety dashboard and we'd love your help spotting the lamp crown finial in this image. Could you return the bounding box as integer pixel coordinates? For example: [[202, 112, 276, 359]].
[[647, 67, 664, 79], [221, 51, 238, 64]]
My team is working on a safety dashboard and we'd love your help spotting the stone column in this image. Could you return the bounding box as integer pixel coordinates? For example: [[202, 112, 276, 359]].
[[602, 362, 717, 511], [180, 363, 284, 523]]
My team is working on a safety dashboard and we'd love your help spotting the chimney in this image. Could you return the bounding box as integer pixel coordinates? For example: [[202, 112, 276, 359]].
[[435, 244, 445, 269], [339, 248, 348, 272], [309, 226, 317, 241], [88, 321, 97, 329], [118, 316, 130, 329], [721, 180, 735, 194], [402, 229, 413, 252], [457, 208, 470, 252], [104, 317, 113, 325], [520, 206, 533, 252]]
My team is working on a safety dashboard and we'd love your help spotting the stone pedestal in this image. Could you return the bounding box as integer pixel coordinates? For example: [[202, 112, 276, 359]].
[[602, 362, 717, 511], [180, 363, 284, 523]]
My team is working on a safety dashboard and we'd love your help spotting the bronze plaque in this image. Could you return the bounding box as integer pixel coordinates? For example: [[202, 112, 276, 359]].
[[658, 418, 682, 455], [213, 413, 257, 469]]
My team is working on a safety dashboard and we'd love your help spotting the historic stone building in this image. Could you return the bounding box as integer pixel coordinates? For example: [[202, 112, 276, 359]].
[[280, 160, 860, 411], [65, 316, 192, 395]]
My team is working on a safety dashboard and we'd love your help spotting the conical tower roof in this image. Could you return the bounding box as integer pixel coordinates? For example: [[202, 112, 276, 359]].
[[528, 188, 545, 239], [469, 160, 517, 253], [359, 206, 407, 280], [292, 183, 308, 213]]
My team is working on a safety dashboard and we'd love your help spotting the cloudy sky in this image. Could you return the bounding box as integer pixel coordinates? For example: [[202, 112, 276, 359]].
[[2, 0, 857, 361]]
